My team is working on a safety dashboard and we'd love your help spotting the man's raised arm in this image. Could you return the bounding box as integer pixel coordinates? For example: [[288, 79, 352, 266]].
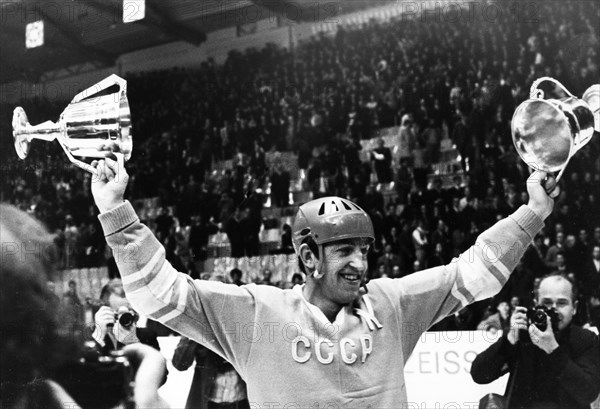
[[90, 153, 256, 375]]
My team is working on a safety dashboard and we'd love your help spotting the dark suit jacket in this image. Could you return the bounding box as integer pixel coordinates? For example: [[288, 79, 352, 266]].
[[471, 326, 600, 409], [583, 259, 600, 296], [100, 327, 160, 355]]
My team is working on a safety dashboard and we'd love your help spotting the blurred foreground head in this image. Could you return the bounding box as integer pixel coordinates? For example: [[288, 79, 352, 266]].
[[0, 204, 77, 408]]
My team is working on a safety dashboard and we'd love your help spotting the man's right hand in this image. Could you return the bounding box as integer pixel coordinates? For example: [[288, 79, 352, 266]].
[[507, 306, 528, 345], [92, 305, 116, 343], [526, 170, 559, 220], [91, 146, 129, 213]]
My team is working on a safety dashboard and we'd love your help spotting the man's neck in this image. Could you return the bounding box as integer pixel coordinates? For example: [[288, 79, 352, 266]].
[[303, 283, 342, 323]]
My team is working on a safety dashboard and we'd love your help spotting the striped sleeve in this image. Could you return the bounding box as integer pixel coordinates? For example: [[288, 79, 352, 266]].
[[396, 205, 543, 358], [99, 201, 256, 375]]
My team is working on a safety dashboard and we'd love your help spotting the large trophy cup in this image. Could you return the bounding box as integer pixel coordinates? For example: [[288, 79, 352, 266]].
[[12, 74, 132, 174], [511, 77, 599, 181]]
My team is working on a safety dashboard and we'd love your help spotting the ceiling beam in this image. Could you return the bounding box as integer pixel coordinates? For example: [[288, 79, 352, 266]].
[[145, 0, 206, 45], [87, 0, 205, 46], [252, 0, 341, 23], [37, 7, 116, 66]]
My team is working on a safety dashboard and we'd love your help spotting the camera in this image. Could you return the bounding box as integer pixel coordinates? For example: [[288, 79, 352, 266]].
[[55, 341, 135, 409], [115, 310, 138, 329], [527, 305, 560, 332]]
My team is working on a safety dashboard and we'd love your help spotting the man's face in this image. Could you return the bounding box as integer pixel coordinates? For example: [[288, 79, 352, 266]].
[[320, 239, 370, 305], [108, 293, 132, 313], [593, 246, 600, 260], [537, 277, 577, 331]]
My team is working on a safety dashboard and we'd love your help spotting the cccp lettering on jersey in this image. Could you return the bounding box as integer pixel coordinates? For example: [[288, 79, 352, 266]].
[[291, 334, 373, 364]]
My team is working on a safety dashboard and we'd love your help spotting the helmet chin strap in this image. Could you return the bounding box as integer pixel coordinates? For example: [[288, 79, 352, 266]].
[[360, 275, 369, 293]]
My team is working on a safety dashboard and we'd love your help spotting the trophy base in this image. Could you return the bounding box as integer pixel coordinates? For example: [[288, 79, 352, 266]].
[[12, 107, 31, 160]]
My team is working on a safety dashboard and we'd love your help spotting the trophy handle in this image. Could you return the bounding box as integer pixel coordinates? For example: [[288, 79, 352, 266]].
[[71, 74, 127, 103], [58, 142, 99, 175], [529, 77, 575, 100]]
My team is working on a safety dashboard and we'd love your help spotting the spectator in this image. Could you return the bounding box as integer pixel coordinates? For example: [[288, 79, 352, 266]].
[[257, 269, 276, 286], [370, 137, 392, 184], [397, 114, 415, 165], [91, 279, 162, 356], [173, 337, 250, 409], [545, 231, 565, 270], [583, 245, 600, 297], [63, 279, 84, 336], [477, 300, 511, 334], [0, 204, 169, 409], [230, 268, 245, 286], [376, 244, 402, 279], [225, 209, 245, 258], [270, 162, 291, 208], [241, 206, 261, 257], [280, 224, 294, 254], [471, 275, 600, 408]]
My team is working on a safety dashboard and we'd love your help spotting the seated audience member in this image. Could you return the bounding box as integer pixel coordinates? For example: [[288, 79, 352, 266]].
[[477, 300, 511, 334], [471, 274, 600, 408], [0, 204, 168, 409], [230, 268, 246, 286]]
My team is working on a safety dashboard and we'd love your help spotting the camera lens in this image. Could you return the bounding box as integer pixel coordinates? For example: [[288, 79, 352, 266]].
[[118, 312, 135, 328], [531, 309, 548, 331]]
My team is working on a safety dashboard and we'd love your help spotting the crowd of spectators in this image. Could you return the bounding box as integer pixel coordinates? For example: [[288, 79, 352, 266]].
[[1, 1, 599, 329]]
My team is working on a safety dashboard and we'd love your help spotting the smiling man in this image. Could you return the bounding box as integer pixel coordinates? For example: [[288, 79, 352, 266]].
[[471, 274, 600, 408], [91, 153, 557, 408]]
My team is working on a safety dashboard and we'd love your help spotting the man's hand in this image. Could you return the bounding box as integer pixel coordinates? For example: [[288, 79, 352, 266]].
[[92, 306, 115, 344], [526, 170, 559, 220], [121, 344, 170, 409], [91, 144, 129, 213], [507, 306, 528, 345], [529, 316, 559, 354]]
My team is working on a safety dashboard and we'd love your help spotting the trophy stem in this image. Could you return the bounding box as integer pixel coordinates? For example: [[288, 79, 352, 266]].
[[13, 120, 61, 142]]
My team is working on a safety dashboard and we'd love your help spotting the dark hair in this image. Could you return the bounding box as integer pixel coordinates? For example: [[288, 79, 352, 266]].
[[99, 278, 126, 303], [230, 268, 243, 278], [0, 204, 80, 407]]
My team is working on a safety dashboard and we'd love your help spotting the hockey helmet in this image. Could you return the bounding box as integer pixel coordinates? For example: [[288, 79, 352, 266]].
[[292, 196, 374, 252]]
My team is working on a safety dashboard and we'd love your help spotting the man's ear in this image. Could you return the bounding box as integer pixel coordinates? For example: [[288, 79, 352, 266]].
[[573, 299, 578, 315], [299, 243, 316, 271]]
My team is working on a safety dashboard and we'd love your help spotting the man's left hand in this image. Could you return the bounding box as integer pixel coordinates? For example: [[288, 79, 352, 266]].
[[528, 316, 559, 354]]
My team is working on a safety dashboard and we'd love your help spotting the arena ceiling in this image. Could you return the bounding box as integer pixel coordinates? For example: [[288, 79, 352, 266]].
[[0, 0, 382, 84]]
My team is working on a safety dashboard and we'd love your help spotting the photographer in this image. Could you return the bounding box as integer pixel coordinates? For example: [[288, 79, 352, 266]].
[[92, 278, 161, 354], [471, 274, 600, 408], [0, 204, 169, 409]]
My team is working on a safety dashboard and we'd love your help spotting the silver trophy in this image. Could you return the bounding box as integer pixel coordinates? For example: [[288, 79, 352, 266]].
[[511, 77, 599, 181], [12, 74, 132, 174]]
